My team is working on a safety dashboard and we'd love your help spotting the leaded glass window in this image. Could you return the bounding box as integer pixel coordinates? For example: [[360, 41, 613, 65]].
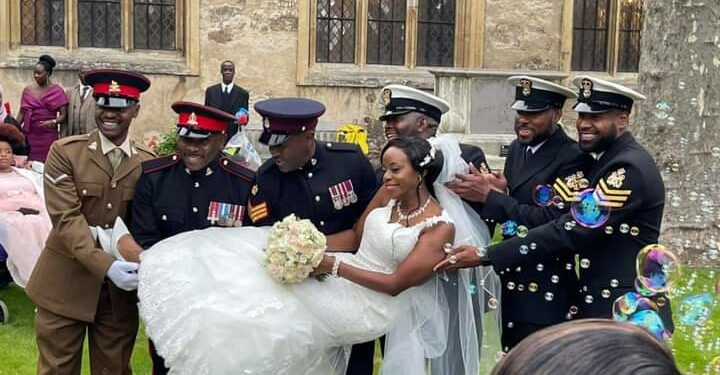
[[316, 0, 356, 63], [572, 0, 611, 71], [78, 0, 121, 48], [21, 0, 65, 46], [134, 0, 176, 50], [417, 0, 455, 67], [367, 0, 406, 65]]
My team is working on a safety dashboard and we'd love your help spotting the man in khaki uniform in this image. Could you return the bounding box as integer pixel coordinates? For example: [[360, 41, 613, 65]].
[[26, 69, 155, 375]]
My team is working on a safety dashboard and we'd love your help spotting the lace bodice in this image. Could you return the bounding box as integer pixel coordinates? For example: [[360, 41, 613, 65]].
[[346, 202, 454, 274]]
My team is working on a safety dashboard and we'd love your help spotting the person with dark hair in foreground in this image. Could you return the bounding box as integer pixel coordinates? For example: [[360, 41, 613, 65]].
[[491, 319, 682, 375]]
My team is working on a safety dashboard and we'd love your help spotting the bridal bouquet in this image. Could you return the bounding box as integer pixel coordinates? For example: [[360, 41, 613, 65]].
[[265, 214, 326, 284]]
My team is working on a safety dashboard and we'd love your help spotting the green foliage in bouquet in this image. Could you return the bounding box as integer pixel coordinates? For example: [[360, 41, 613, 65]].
[[154, 128, 177, 156]]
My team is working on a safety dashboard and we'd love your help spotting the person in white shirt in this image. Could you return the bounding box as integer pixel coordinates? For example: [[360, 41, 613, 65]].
[[203, 60, 249, 139]]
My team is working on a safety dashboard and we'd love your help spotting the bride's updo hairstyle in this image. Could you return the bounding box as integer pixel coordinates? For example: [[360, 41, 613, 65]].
[[380, 135, 443, 196]]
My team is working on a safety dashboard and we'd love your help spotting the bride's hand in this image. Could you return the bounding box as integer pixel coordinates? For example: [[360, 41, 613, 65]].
[[432, 245, 484, 272], [310, 255, 334, 277]]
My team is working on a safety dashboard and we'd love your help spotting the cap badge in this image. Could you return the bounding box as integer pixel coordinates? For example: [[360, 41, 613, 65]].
[[520, 78, 533, 97], [109, 80, 121, 94], [263, 117, 270, 129], [187, 112, 198, 126], [581, 78, 593, 99], [382, 88, 392, 106]]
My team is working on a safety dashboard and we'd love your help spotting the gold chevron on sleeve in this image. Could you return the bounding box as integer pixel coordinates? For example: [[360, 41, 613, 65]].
[[553, 178, 580, 202], [598, 179, 632, 196], [595, 188, 630, 202]]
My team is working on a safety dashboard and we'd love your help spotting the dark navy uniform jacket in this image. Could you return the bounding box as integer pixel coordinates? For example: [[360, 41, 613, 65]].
[[247, 141, 378, 235], [487, 132, 672, 329], [131, 154, 254, 249], [482, 126, 593, 327]]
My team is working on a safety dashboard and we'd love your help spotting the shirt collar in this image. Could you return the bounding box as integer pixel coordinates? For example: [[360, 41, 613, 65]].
[[590, 151, 605, 161], [98, 131, 132, 157], [526, 140, 547, 155], [221, 83, 233, 93]]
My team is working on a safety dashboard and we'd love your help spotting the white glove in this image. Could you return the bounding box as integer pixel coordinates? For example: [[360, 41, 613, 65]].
[[106, 261, 139, 291]]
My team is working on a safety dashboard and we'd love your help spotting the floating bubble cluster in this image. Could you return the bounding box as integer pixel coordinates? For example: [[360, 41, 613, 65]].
[[611, 245, 683, 342], [612, 292, 669, 340], [612, 292, 657, 322]]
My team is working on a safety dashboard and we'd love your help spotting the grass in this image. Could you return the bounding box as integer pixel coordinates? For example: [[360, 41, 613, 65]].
[[0, 268, 717, 375], [0, 285, 151, 375]]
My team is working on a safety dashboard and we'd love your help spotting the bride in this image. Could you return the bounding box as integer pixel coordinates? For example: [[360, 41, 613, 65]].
[[137, 135, 492, 374]]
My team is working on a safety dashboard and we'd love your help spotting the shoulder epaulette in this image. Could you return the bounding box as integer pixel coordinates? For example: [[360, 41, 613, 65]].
[[219, 156, 255, 182], [132, 142, 157, 157], [54, 133, 90, 146], [142, 154, 181, 174], [324, 142, 361, 153]]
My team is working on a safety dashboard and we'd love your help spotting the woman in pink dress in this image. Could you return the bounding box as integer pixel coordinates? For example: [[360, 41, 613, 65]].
[[0, 124, 51, 287], [16, 55, 68, 162]]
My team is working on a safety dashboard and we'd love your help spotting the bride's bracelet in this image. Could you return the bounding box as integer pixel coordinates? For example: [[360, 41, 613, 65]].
[[331, 257, 342, 277]]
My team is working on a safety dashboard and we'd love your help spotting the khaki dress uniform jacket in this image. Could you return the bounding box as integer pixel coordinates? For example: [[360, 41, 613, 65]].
[[26, 130, 155, 375]]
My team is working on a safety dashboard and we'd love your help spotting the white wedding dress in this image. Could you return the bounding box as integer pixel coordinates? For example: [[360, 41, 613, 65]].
[[138, 204, 453, 375]]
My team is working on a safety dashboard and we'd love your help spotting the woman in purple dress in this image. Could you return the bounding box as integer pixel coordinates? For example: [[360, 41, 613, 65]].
[[16, 55, 68, 162]]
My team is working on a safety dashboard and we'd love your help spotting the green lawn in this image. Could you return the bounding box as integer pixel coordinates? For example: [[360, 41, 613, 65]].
[[0, 268, 716, 375], [0, 285, 151, 375]]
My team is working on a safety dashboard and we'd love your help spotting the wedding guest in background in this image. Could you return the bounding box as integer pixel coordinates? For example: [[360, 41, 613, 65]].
[[204, 60, 249, 139], [16, 55, 68, 162], [0, 84, 30, 160], [62, 64, 97, 137], [0, 123, 50, 288], [491, 319, 681, 375]]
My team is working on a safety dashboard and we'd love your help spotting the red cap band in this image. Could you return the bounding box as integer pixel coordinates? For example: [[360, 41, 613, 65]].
[[93, 82, 142, 100], [177, 112, 227, 132]]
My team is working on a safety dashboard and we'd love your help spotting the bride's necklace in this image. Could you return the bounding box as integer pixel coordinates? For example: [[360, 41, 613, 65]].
[[395, 196, 431, 222]]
